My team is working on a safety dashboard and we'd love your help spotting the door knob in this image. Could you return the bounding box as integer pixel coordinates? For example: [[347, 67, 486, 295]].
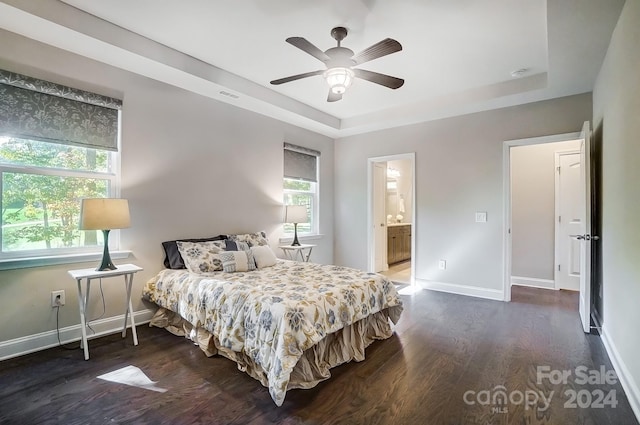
[[570, 234, 585, 240]]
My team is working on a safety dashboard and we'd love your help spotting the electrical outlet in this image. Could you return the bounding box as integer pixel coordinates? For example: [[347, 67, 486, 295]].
[[438, 260, 447, 270], [51, 290, 65, 307]]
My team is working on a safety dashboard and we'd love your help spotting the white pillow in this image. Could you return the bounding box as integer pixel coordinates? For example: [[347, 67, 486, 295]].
[[250, 245, 277, 268], [219, 250, 257, 272]]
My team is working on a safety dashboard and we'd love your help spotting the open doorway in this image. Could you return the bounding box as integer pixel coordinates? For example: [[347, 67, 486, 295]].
[[509, 139, 581, 291], [367, 153, 416, 286], [503, 122, 596, 333]]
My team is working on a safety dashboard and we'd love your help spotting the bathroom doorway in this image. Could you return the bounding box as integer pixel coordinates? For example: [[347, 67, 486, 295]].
[[367, 153, 415, 285]]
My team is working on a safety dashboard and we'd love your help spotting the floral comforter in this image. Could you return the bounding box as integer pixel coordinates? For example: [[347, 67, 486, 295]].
[[142, 259, 403, 406]]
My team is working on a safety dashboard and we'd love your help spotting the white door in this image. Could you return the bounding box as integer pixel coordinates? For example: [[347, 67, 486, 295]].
[[373, 162, 387, 272], [557, 153, 582, 291], [578, 121, 592, 333]]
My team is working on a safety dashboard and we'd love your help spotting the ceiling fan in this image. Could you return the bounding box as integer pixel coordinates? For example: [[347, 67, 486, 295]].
[[270, 27, 404, 102]]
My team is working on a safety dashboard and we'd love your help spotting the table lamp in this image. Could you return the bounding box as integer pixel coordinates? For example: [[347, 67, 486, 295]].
[[284, 205, 308, 246], [80, 198, 130, 271]]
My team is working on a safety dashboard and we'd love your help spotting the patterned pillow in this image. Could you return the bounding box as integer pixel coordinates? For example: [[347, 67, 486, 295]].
[[219, 250, 257, 272], [176, 240, 226, 273], [229, 231, 269, 247]]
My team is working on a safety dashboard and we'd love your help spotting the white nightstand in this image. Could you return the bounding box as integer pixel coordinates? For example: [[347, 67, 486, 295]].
[[279, 244, 316, 262], [68, 263, 143, 360]]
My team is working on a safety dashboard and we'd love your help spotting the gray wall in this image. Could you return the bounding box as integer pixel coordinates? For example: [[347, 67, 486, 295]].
[[0, 30, 334, 344], [334, 94, 592, 292], [510, 140, 580, 281], [593, 0, 640, 415]]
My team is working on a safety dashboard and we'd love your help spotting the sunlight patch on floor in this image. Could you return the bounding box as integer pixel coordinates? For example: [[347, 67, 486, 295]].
[[398, 285, 422, 295], [97, 365, 167, 393]]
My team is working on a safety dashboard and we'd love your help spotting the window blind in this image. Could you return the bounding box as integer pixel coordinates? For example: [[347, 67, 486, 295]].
[[0, 69, 122, 151], [284, 143, 320, 183]]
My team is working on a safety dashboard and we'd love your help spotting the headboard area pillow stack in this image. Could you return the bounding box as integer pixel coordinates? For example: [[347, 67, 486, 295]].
[[225, 231, 276, 270], [163, 231, 276, 272]]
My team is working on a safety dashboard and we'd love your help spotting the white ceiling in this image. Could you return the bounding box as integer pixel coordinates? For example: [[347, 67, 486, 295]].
[[0, 0, 625, 137]]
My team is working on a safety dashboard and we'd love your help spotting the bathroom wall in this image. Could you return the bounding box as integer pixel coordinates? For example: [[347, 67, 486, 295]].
[[386, 159, 413, 223]]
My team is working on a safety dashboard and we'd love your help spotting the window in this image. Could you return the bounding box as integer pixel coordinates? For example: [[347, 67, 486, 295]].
[[0, 137, 116, 256], [0, 69, 122, 262], [283, 143, 320, 236]]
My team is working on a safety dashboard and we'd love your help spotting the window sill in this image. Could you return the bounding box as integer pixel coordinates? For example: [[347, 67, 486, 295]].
[[278, 234, 324, 244], [0, 250, 132, 271]]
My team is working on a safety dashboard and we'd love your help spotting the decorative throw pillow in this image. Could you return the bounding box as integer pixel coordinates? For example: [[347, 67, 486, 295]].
[[176, 240, 226, 273], [162, 235, 226, 269], [229, 231, 269, 247], [250, 245, 277, 269], [225, 239, 251, 252], [219, 250, 257, 273]]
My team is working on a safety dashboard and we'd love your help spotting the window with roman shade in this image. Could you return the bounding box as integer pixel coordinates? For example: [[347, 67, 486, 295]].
[[0, 69, 123, 265], [283, 143, 320, 236]]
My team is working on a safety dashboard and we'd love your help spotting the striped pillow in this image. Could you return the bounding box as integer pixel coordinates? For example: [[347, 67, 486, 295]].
[[219, 250, 257, 273]]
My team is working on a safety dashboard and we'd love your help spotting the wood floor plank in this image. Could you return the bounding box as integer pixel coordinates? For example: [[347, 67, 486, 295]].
[[0, 286, 637, 425]]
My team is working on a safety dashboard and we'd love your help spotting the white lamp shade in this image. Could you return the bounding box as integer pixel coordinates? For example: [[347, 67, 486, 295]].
[[284, 205, 308, 224], [79, 198, 131, 230]]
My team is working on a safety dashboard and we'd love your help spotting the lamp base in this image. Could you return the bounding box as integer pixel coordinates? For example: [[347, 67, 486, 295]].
[[96, 229, 118, 271], [291, 223, 301, 246]]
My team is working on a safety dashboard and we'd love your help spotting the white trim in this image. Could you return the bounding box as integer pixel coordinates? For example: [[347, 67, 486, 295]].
[[511, 275, 555, 289], [503, 132, 581, 302], [601, 325, 640, 422], [416, 278, 504, 301], [367, 153, 416, 286], [278, 234, 324, 244], [0, 308, 154, 361], [0, 250, 131, 271], [503, 142, 512, 302]]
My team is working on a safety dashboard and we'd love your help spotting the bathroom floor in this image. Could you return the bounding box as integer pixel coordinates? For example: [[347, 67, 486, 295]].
[[380, 260, 411, 284]]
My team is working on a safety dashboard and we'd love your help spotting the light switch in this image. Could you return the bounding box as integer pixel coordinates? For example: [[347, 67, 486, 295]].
[[438, 260, 446, 270], [475, 212, 487, 223]]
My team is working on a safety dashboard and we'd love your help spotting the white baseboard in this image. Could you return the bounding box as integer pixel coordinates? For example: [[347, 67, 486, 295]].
[[0, 309, 155, 361], [601, 325, 640, 422], [416, 278, 504, 301], [511, 275, 555, 289]]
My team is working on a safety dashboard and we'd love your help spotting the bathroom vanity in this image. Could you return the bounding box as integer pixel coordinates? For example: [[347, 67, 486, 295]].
[[387, 223, 411, 265]]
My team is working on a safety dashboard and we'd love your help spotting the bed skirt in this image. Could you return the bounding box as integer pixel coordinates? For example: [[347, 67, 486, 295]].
[[149, 306, 397, 392]]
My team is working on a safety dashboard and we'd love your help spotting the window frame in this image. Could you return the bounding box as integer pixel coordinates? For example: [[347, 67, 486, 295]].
[[0, 139, 123, 267], [283, 143, 321, 240], [283, 177, 319, 237]]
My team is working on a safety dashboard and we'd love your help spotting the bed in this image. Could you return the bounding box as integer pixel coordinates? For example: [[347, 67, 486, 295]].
[[142, 235, 403, 406]]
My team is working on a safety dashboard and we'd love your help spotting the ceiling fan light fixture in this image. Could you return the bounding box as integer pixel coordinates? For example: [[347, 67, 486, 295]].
[[324, 67, 354, 94], [272, 28, 403, 102]]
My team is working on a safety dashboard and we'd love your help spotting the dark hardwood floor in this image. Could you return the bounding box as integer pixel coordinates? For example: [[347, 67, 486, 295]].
[[1, 286, 637, 425]]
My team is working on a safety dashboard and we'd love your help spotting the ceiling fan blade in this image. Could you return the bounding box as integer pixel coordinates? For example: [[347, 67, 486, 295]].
[[327, 91, 342, 102], [286, 37, 331, 63], [270, 70, 324, 85], [352, 38, 402, 65], [354, 69, 404, 89]]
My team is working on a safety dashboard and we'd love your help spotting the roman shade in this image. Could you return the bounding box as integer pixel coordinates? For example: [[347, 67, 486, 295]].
[[0, 69, 122, 151], [284, 143, 320, 183]]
